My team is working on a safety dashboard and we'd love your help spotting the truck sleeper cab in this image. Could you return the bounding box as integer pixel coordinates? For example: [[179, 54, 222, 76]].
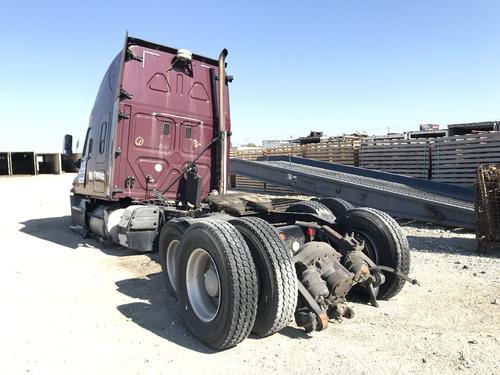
[[74, 35, 229, 203], [69, 35, 412, 351]]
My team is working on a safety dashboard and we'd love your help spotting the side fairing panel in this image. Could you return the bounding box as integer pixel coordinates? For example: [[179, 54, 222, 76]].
[[74, 52, 123, 198]]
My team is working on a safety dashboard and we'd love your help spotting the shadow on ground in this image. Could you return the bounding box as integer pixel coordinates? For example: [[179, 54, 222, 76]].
[[19, 215, 138, 256], [116, 271, 313, 350], [275, 326, 312, 340], [115, 272, 215, 354], [19, 216, 214, 352]]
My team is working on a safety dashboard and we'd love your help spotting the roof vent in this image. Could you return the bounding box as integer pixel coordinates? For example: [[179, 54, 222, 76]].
[[177, 49, 192, 62]]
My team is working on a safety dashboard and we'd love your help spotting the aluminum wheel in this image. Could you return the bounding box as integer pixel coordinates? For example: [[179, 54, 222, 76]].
[[185, 248, 221, 322], [166, 239, 180, 292]]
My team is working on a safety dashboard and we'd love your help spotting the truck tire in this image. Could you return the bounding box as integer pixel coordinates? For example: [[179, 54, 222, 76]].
[[229, 217, 297, 337], [317, 197, 354, 219], [158, 219, 189, 298], [337, 208, 410, 300], [176, 220, 258, 350], [285, 200, 336, 223]]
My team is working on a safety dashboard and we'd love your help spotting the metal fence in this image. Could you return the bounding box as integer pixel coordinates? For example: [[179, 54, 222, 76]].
[[359, 132, 500, 186], [230, 139, 360, 165], [231, 132, 500, 189], [359, 138, 430, 179], [432, 133, 500, 186], [230, 139, 360, 192]]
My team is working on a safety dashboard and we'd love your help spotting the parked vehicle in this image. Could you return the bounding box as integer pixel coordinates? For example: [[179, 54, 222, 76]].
[[69, 35, 414, 349]]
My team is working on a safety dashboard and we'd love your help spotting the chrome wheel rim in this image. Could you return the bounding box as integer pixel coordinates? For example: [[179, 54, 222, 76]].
[[166, 239, 180, 292], [186, 248, 221, 322]]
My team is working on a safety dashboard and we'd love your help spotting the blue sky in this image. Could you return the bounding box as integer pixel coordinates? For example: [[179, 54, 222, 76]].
[[0, 0, 498, 151]]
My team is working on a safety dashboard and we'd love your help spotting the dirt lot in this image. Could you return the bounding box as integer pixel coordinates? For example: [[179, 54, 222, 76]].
[[2, 174, 499, 374]]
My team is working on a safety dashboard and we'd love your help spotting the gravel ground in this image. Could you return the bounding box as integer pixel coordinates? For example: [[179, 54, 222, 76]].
[[2, 174, 499, 374]]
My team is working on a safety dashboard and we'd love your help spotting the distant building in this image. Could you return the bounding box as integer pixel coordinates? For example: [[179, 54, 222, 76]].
[[262, 139, 292, 148], [291, 131, 323, 145], [408, 130, 448, 139], [447, 121, 500, 136], [366, 133, 406, 141], [419, 124, 440, 131], [235, 146, 262, 151]]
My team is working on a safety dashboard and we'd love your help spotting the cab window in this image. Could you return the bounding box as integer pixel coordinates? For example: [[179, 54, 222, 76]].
[[81, 128, 91, 158], [99, 122, 107, 153]]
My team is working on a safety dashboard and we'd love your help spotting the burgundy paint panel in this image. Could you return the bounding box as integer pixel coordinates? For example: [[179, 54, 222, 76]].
[[111, 43, 231, 201]]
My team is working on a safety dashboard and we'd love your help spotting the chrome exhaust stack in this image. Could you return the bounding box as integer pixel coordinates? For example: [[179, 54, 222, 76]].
[[218, 48, 228, 194]]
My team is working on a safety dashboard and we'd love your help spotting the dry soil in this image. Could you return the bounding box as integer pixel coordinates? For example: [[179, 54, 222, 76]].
[[1, 174, 499, 374]]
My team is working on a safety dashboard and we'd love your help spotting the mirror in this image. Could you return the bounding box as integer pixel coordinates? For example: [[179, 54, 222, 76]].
[[63, 134, 73, 156]]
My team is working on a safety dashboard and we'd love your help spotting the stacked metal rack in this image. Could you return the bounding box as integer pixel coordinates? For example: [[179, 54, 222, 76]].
[[476, 164, 500, 253]]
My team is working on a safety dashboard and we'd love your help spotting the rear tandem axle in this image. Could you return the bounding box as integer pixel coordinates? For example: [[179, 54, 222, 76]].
[[71, 193, 415, 350]]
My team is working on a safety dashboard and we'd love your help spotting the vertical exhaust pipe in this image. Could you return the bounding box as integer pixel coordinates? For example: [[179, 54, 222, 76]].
[[218, 48, 228, 194]]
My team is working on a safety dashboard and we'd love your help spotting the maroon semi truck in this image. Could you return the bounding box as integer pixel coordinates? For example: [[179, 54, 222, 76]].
[[70, 35, 413, 350]]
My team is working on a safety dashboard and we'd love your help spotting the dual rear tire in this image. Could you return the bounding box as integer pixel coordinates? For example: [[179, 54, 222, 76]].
[[158, 220, 189, 298], [176, 220, 258, 349], [158, 201, 410, 349], [229, 217, 297, 337], [159, 218, 296, 350]]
